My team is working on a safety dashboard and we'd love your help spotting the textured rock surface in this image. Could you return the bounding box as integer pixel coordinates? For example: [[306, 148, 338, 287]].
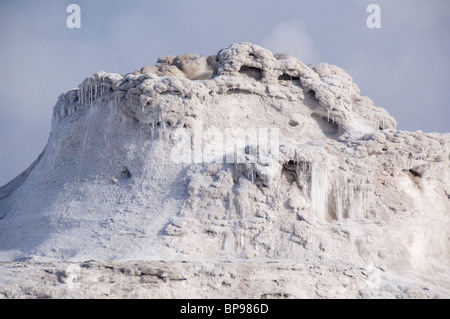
[[0, 42, 449, 298], [0, 260, 445, 299]]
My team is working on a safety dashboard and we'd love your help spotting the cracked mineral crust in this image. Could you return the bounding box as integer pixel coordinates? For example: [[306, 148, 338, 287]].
[[0, 42, 449, 298]]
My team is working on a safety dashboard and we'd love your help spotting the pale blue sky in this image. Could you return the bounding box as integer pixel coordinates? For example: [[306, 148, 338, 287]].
[[0, 0, 449, 185]]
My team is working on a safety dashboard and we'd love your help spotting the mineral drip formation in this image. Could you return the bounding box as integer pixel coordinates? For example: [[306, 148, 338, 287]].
[[0, 42, 449, 298]]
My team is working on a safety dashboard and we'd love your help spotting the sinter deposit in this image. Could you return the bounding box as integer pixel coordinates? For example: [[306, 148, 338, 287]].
[[0, 43, 449, 298]]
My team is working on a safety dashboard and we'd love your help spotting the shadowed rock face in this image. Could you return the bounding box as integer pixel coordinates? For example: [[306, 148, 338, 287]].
[[0, 42, 449, 298]]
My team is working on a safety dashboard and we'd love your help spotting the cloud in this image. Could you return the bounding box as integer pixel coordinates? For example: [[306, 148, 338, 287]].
[[341, 0, 450, 133], [261, 20, 319, 63]]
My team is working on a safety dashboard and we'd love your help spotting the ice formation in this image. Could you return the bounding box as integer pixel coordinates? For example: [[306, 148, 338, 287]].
[[0, 42, 449, 298]]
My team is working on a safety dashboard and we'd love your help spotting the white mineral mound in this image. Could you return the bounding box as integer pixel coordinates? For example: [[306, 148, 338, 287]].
[[0, 42, 449, 297]]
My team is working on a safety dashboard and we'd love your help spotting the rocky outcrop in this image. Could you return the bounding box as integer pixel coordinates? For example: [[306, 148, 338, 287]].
[[0, 42, 448, 298]]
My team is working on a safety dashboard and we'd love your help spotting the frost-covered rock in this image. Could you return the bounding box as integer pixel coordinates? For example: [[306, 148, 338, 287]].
[[0, 42, 448, 298]]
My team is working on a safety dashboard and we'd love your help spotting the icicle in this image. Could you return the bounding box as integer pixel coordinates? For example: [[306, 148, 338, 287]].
[[89, 79, 92, 108], [327, 110, 330, 122], [222, 233, 229, 251], [335, 180, 342, 221], [358, 189, 363, 220], [363, 188, 370, 219], [251, 169, 254, 183], [346, 187, 353, 219], [85, 81, 88, 106], [83, 82, 86, 106], [240, 199, 246, 219], [82, 130, 88, 149], [311, 162, 328, 222], [346, 186, 366, 220]]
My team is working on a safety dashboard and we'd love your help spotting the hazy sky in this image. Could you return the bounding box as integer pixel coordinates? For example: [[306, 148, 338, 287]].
[[0, 0, 449, 185]]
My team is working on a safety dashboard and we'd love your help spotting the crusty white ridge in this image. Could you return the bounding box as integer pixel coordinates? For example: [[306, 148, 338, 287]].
[[0, 42, 449, 299]]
